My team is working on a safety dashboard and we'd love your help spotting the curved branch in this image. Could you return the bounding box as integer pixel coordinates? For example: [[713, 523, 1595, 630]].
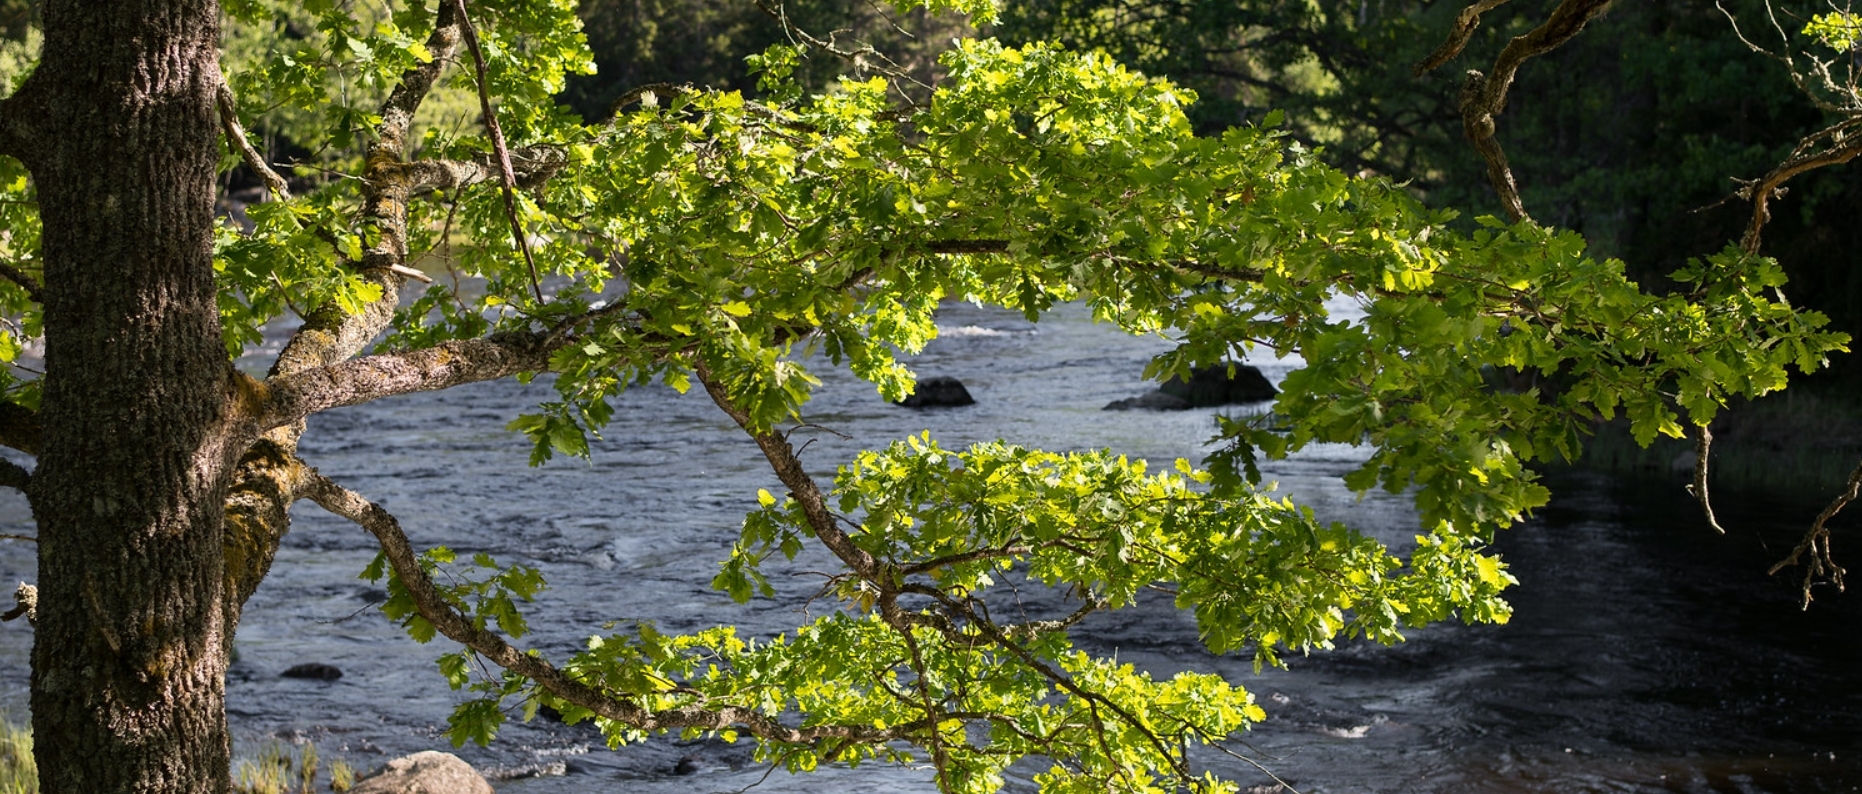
[[1738, 116, 1862, 254], [301, 471, 911, 746], [259, 333, 559, 431], [215, 77, 291, 201], [693, 358, 881, 580], [1446, 0, 1617, 222], [1414, 0, 1516, 76]]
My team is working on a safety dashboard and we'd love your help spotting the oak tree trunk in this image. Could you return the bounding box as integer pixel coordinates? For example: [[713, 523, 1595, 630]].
[[11, 0, 239, 791]]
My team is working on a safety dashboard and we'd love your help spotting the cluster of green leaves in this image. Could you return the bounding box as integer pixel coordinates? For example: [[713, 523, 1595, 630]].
[[0, 0, 1791, 788], [1805, 11, 1862, 52], [363, 546, 545, 645], [285, 8, 1846, 787], [0, 156, 36, 410]]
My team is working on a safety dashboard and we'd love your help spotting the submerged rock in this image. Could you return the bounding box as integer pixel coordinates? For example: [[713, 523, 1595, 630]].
[[351, 751, 494, 794], [280, 663, 342, 681], [1103, 391, 1193, 411], [894, 376, 976, 408]]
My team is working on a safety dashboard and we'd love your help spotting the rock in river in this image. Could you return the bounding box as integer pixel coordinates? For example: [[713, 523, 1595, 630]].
[[1160, 364, 1276, 407], [1102, 391, 1193, 411], [894, 376, 975, 408], [351, 751, 494, 794], [280, 663, 342, 681]]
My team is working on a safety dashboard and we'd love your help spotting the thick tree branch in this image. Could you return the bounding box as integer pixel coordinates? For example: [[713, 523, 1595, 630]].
[[1737, 116, 1862, 254], [0, 400, 39, 456], [376, 145, 569, 198], [0, 262, 41, 304], [259, 333, 557, 430], [215, 77, 291, 201], [222, 439, 314, 620], [1428, 0, 1616, 222], [0, 457, 28, 491], [0, 91, 36, 162], [375, 1, 463, 160], [301, 470, 914, 746], [217, 0, 477, 654], [1414, 0, 1516, 75]]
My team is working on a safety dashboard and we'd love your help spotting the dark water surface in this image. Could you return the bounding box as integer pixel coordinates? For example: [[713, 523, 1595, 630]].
[[0, 302, 1856, 793]]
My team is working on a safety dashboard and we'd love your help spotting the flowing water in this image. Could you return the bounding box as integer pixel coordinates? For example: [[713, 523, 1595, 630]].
[[0, 301, 1856, 793]]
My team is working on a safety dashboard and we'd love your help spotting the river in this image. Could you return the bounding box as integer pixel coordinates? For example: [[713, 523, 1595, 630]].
[[0, 301, 1856, 793]]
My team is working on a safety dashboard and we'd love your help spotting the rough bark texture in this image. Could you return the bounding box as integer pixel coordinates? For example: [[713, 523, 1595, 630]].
[[13, 1, 239, 791]]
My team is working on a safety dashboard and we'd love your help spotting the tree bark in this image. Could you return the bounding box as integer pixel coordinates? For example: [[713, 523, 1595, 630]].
[[13, 1, 240, 791]]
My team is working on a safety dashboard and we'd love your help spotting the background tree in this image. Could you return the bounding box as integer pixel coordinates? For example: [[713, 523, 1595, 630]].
[[988, 0, 1862, 378], [0, 1, 1844, 794]]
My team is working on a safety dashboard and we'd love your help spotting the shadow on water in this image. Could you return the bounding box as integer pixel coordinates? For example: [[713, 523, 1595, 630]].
[[0, 302, 1855, 792], [1178, 469, 1862, 794]]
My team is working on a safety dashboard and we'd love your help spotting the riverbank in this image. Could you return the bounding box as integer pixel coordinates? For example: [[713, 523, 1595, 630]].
[[1572, 387, 1862, 500]]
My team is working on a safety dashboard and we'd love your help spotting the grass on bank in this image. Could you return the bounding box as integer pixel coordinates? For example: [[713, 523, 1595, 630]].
[[0, 718, 355, 793]]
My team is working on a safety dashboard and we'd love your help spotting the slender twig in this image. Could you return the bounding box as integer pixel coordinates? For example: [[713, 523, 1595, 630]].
[[1686, 424, 1726, 534], [1770, 457, 1860, 607], [451, 0, 544, 303]]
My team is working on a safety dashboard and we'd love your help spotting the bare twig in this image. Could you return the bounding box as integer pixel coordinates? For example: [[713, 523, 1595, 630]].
[[1770, 458, 1860, 608], [451, 0, 544, 304], [1686, 425, 1726, 534]]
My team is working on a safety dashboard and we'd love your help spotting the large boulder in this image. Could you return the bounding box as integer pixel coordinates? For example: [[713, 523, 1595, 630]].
[[1159, 364, 1276, 407], [894, 376, 975, 408], [351, 751, 494, 794]]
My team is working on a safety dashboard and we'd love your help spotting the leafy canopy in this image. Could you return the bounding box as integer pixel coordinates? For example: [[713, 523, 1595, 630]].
[[0, 0, 1841, 791]]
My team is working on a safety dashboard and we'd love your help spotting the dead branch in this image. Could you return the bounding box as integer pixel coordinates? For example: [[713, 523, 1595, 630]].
[[1770, 457, 1859, 607], [1686, 425, 1726, 534], [0, 582, 34, 624]]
